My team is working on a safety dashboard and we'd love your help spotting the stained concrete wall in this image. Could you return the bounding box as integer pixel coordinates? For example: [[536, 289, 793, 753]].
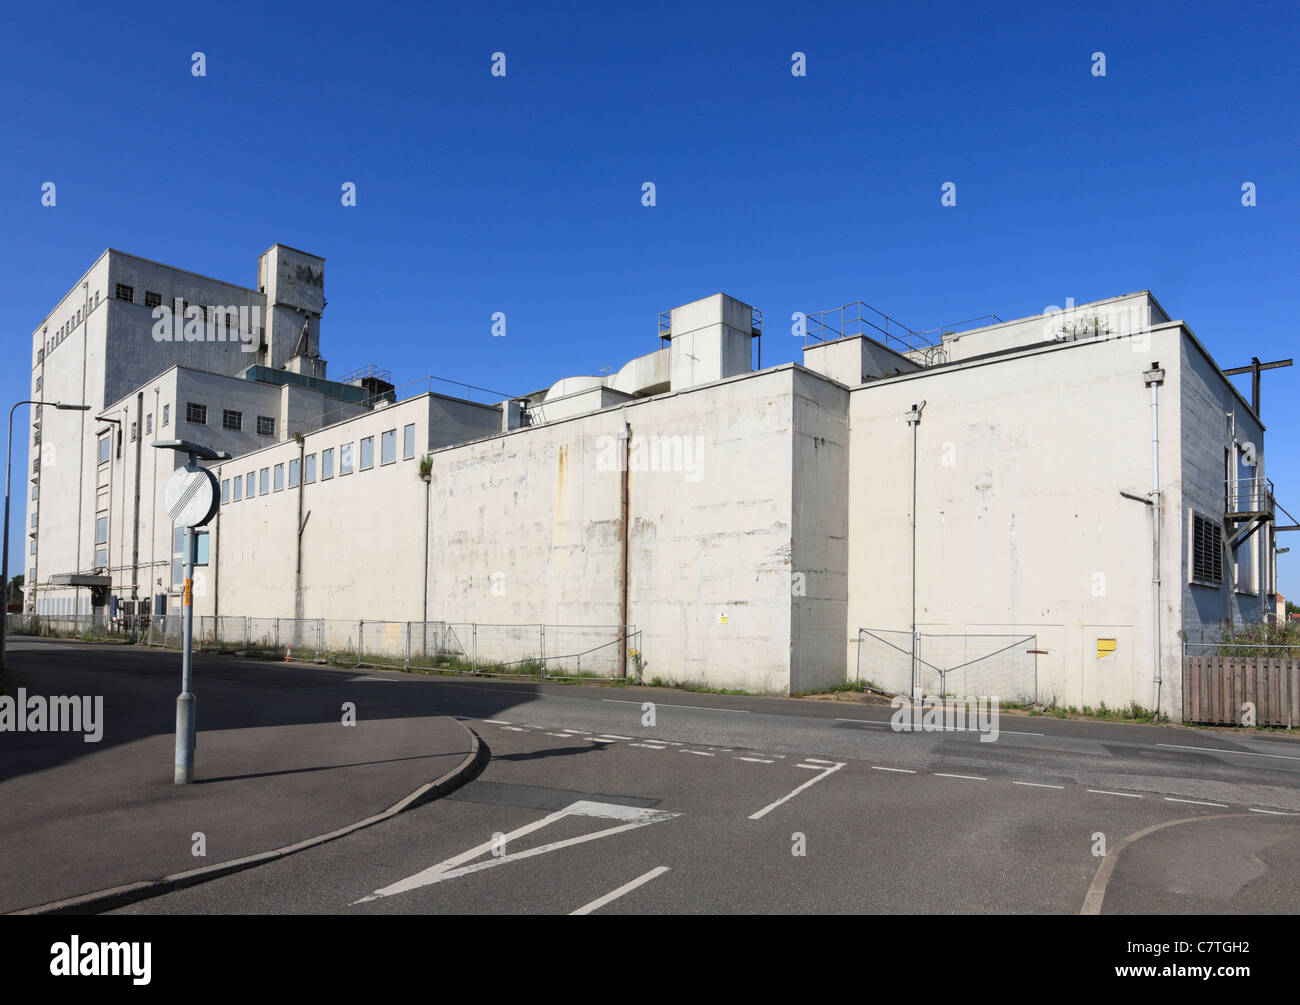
[[844, 327, 1192, 716], [200, 367, 810, 692], [790, 368, 850, 692]]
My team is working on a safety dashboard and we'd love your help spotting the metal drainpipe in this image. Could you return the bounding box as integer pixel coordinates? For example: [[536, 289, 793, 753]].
[[150, 386, 159, 617], [422, 467, 431, 653], [213, 464, 220, 624], [1144, 363, 1165, 716], [907, 402, 926, 699], [295, 438, 306, 623], [131, 393, 143, 607], [619, 419, 631, 679]]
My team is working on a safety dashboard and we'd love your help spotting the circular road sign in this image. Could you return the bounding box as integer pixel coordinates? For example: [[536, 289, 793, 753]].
[[164, 464, 220, 528]]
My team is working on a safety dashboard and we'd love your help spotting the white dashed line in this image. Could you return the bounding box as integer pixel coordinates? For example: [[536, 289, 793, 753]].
[[598, 734, 634, 741], [501, 726, 526, 732], [737, 756, 775, 764], [934, 773, 986, 781], [571, 866, 671, 916], [680, 749, 714, 757], [1164, 797, 1228, 808], [803, 758, 835, 765], [1249, 807, 1298, 815], [1088, 789, 1143, 799], [872, 766, 916, 774], [482, 719, 511, 725], [1013, 781, 1064, 789], [1158, 742, 1300, 762], [796, 763, 825, 770], [835, 718, 888, 727], [631, 743, 666, 750], [603, 699, 750, 714]]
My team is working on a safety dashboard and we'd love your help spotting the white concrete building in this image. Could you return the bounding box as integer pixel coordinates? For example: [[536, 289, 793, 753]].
[[22, 246, 1286, 718]]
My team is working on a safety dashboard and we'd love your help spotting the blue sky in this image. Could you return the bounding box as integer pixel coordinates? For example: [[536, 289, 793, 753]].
[[3, 0, 1298, 599]]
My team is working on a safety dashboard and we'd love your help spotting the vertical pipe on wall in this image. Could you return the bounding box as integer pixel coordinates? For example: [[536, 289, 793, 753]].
[[1144, 363, 1165, 717], [619, 419, 631, 679], [906, 402, 926, 699], [295, 438, 305, 623], [132, 393, 143, 607]]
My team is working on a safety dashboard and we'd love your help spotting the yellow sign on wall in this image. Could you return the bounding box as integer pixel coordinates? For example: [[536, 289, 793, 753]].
[[1096, 637, 1117, 659]]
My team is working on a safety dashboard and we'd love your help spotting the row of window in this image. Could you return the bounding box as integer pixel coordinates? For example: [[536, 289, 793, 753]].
[[118, 285, 256, 332], [219, 425, 417, 504], [39, 289, 103, 363], [184, 402, 275, 436]]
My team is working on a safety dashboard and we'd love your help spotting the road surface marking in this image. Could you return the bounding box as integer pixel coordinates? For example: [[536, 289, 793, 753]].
[[835, 718, 888, 727], [1158, 742, 1300, 762], [750, 762, 844, 820], [597, 734, 633, 741], [483, 720, 511, 725], [561, 729, 591, 735], [1249, 807, 1298, 815], [1013, 781, 1064, 789], [603, 699, 750, 714], [680, 749, 714, 757], [1088, 789, 1143, 799], [1164, 797, 1228, 808], [737, 756, 775, 763], [354, 801, 679, 903], [545, 732, 573, 738], [803, 758, 835, 765], [571, 866, 670, 916], [796, 763, 826, 770], [631, 743, 666, 749], [934, 773, 986, 781], [502, 726, 527, 732], [872, 766, 916, 774]]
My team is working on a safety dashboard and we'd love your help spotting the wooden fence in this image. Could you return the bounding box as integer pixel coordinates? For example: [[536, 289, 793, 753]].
[[1183, 654, 1300, 727]]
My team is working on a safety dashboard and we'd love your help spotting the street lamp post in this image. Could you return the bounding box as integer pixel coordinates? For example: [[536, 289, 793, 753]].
[[2, 400, 91, 667], [153, 439, 229, 783]]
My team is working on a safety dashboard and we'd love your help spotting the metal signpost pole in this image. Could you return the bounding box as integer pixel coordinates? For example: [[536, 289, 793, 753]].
[[154, 439, 229, 784], [176, 524, 196, 783]]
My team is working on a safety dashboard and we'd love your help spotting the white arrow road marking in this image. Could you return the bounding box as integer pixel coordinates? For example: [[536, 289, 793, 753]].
[[353, 801, 679, 904], [749, 762, 844, 820], [571, 866, 670, 915]]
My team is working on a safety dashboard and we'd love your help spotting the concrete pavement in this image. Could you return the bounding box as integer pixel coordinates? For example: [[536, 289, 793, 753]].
[[0, 638, 482, 914]]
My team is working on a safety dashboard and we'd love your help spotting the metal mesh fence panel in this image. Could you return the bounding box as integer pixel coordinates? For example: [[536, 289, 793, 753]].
[[858, 628, 1038, 702]]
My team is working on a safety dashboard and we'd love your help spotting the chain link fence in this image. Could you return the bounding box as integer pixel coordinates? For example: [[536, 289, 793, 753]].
[[6, 613, 640, 682], [856, 627, 1040, 703]]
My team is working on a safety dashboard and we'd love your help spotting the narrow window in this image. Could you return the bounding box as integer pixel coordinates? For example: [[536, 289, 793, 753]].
[[403, 423, 415, 459]]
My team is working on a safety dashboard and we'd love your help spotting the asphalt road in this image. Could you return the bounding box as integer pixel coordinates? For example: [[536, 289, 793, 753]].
[[19, 642, 1277, 914], [48, 642, 1289, 910]]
